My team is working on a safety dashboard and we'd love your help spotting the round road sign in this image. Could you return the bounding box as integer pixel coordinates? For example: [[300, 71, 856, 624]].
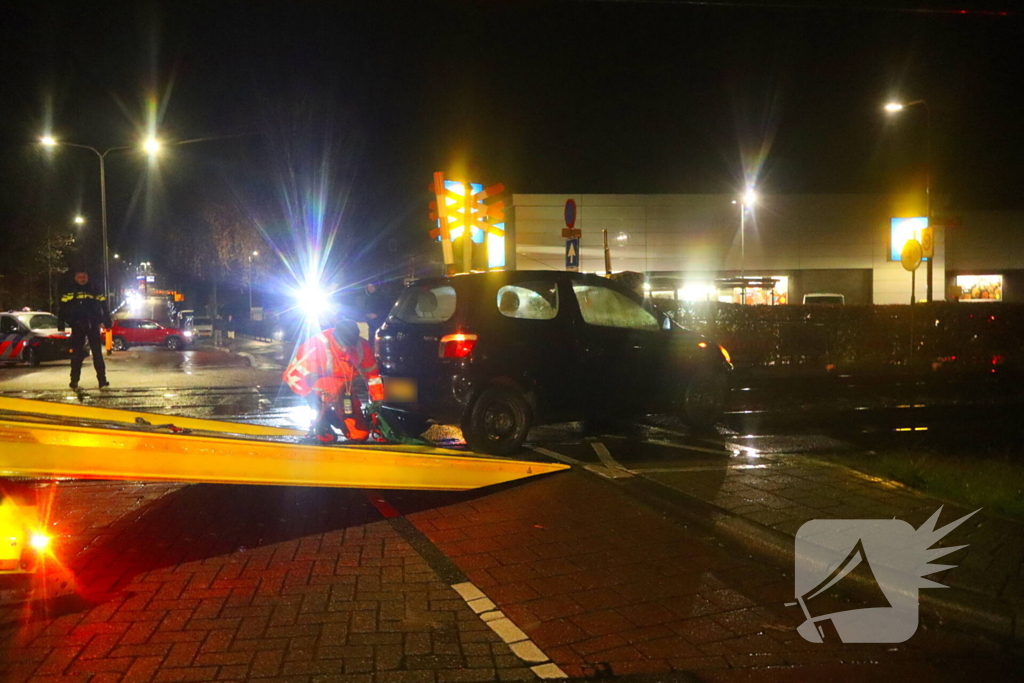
[[901, 239, 923, 272], [564, 199, 577, 228]]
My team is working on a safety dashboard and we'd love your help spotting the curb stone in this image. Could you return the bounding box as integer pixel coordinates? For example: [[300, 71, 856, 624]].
[[586, 463, 1022, 645]]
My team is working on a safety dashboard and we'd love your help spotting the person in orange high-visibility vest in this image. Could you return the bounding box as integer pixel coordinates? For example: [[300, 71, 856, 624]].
[[283, 319, 384, 442]]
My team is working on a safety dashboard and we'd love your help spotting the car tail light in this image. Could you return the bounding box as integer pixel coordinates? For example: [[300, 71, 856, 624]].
[[439, 333, 478, 359]]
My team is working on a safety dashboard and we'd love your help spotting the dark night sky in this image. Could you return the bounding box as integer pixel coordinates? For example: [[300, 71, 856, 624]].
[[1, 0, 1020, 281]]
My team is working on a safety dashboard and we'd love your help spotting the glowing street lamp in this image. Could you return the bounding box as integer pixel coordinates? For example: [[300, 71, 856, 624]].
[[40, 135, 162, 305], [884, 99, 933, 301], [74, 215, 85, 225]]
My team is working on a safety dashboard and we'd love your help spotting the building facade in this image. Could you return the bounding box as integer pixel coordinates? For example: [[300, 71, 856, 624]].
[[509, 193, 1024, 304]]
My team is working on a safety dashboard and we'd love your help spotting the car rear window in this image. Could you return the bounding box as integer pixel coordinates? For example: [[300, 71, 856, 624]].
[[393, 285, 457, 324], [193, 318, 212, 325], [496, 283, 558, 320]]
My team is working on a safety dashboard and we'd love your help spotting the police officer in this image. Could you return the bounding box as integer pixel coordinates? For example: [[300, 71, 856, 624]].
[[57, 269, 111, 390]]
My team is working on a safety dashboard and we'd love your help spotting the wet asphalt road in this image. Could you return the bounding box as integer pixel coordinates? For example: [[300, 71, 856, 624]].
[[2, 341, 1021, 458]]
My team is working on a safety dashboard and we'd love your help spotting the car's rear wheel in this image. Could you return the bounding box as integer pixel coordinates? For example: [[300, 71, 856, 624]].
[[165, 336, 183, 350], [113, 336, 129, 351], [462, 386, 532, 456], [681, 368, 728, 430]]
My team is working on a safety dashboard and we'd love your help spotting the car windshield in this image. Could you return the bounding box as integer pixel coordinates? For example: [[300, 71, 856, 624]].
[[15, 313, 59, 330], [193, 317, 212, 325]]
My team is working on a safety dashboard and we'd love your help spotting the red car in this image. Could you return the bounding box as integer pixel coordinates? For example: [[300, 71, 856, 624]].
[[111, 319, 193, 351]]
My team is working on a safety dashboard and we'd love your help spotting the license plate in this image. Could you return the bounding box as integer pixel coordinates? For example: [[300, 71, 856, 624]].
[[383, 377, 417, 402]]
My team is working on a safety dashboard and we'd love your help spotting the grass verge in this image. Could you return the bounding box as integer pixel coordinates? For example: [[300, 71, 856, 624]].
[[824, 449, 1024, 522]]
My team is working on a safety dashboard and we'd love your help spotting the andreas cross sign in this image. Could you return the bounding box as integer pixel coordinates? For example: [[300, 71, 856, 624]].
[[429, 171, 506, 271]]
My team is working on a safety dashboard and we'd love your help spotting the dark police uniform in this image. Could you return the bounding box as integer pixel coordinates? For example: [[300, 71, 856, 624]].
[[57, 281, 111, 388]]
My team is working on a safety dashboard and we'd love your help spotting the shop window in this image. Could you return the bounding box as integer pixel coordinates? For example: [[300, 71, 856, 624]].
[[956, 275, 1002, 302]]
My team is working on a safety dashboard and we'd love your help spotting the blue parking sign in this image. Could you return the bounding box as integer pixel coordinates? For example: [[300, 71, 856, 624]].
[[565, 238, 580, 271]]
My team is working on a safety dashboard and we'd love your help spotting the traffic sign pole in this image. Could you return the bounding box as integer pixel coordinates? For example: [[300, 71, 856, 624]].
[[564, 199, 581, 272]]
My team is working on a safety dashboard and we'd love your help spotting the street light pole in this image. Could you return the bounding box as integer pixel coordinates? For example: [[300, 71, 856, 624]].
[[248, 251, 259, 317], [736, 187, 757, 305], [40, 137, 160, 306], [885, 99, 932, 301]]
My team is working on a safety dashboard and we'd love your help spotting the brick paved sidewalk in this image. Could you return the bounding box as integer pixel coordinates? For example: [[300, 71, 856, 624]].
[[640, 452, 1024, 638], [391, 470, 1020, 680], [0, 482, 536, 683]]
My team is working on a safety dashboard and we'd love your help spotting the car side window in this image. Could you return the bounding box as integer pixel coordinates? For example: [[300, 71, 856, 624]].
[[394, 286, 457, 324], [572, 284, 660, 331], [0, 316, 16, 334], [496, 282, 558, 320], [119, 320, 137, 329], [140, 321, 160, 329]]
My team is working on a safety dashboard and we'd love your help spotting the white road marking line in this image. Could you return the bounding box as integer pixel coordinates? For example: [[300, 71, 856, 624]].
[[645, 438, 730, 455], [584, 464, 633, 480], [632, 464, 771, 473], [532, 663, 569, 679], [450, 582, 565, 677], [590, 440, 633, 476], [527, 445, 585, 465], [644, 424, 760, 455]]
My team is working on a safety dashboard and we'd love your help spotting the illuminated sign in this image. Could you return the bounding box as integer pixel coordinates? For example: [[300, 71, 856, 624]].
[[890, 217, 929, 262], [955, 275, 1002, 302]]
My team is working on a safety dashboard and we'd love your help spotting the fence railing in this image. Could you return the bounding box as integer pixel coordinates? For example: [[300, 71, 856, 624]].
[[665, 302, 1024, 370]]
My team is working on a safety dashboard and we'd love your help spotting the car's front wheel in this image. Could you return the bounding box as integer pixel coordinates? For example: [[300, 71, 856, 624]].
[[23, 347, 40, 367], [462, 386, 532, 456], [113, 336, 129, 351], [681, 368, 729, 430], [165, 336, 183, 351]]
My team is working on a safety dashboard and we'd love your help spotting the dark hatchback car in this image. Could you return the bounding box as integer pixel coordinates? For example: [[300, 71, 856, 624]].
[[375, 271, 732, 455]]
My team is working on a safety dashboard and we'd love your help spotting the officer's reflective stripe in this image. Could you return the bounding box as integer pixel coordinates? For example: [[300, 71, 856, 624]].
[[367, 376, 383, 387], [60, 292, 103, 301]]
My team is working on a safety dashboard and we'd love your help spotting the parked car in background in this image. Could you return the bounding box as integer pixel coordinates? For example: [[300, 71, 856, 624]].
[[803, 293, 845, 305], [191, 316, 214, 338], [0, 311, 71, 366], [376, 271, 733, 455], [110, 319, 193, 351]]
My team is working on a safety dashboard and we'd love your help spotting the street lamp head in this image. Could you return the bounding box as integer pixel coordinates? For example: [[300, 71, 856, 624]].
[[113, 254, 120, 260], [884, 102, 905, 112], [252, 250, 259, 256], [143, 137, 162, 156], [74, 215, 85, 225], [40, 136, 57, 147], [742, 188, 758, 206]]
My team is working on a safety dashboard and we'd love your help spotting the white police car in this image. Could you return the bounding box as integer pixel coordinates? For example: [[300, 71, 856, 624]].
[[0, 311, 72, 366]]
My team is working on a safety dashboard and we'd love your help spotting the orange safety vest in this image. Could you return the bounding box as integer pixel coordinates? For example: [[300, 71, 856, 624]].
[[282, 330, 384, 403]]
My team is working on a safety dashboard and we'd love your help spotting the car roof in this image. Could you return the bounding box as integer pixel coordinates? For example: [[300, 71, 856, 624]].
[[406, 271, 644, 302]]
